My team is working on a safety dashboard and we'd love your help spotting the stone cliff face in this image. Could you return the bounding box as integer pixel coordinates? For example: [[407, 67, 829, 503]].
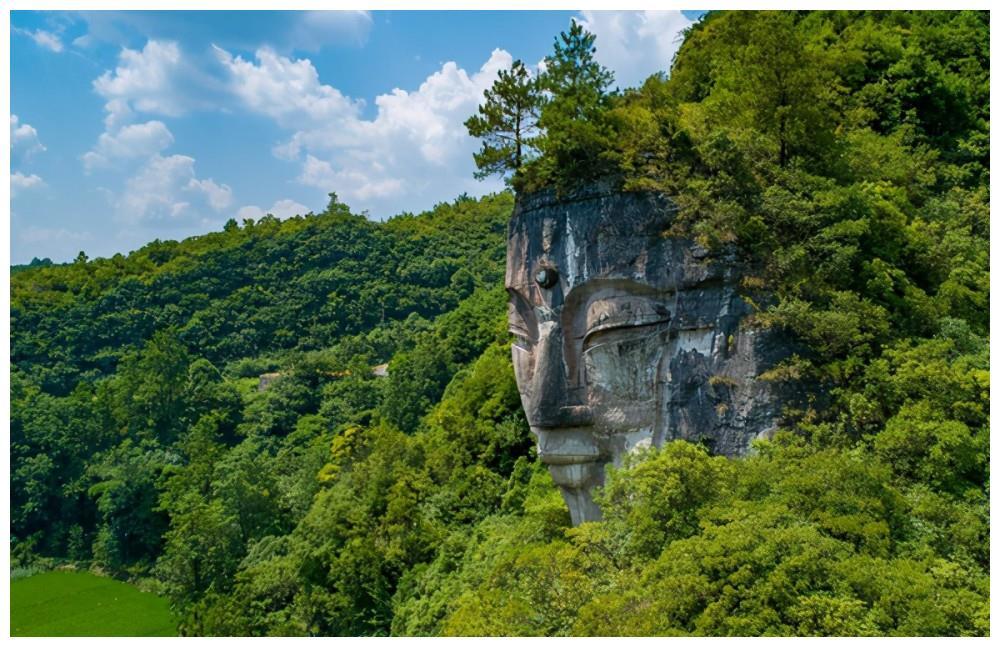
[[506, 185, 806, 524]]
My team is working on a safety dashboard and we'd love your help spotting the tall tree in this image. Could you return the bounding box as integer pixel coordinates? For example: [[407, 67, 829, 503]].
[[465, 59, 541, 182], [529, 19, 615, 189], [539, 19, 614, 121], [698, 12, 836, 168]]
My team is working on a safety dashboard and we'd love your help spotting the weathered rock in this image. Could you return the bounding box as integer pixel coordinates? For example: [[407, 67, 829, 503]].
[[506, 185, 805, 525]]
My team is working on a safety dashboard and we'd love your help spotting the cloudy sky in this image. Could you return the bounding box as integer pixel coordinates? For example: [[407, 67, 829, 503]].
[[10, 10, 702, 264]]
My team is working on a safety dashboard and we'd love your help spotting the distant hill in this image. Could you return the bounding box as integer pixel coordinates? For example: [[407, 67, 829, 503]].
[[11, 257, 55, 275], [12, 192, 513, 395]]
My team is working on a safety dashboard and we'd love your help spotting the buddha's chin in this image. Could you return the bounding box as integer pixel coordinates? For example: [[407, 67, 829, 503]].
[[531, 426, 607, 523], [546, 463, 605, 525], [544, 460, 603, 489]]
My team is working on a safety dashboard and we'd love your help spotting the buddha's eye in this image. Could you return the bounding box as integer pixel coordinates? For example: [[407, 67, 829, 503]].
[[582, 297, 671, 350], [583, 321, 670, 349]]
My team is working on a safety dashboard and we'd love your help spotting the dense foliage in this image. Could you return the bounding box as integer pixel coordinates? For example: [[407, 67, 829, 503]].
[[11, 191, 517, 575], [10, 11, 988, 636]]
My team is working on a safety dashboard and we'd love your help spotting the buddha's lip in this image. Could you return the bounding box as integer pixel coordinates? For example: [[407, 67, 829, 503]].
[[532, 426, 602, 465], [545, 458, 605, 490], [537, 452, 600, 465]]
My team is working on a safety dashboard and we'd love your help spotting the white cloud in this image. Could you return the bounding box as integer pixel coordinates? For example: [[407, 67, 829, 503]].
[[84, 42, 238, 231], [11, 116, 47, 201], [236, 204, 266, 220], [269, 199, 309, 219], [94, 40, 188, 117], [577, 10, 694, 89], [102, 98, 134, 132], [85, 36, 513, 227], [85, 43, 184, 174], [187, 177, 233, 211], [10, 115, 45, 157], [89, 38, 225, 126], [72, 33, 95, 49], [292, 11, 373, 51], [115, 154, 230, 226], [117, 154, 194, 223], [14, 27, 64, 53], [298, 155, 403, 201], [365, 51, 511, 164], [298, 155, 338, 189], [218, 45, 510, 216], [214, 45, 363, 127], [11, 172, 44, 197], [83, 120, 174, 170], [236, 198, 310, 221], [235, 205, 265, 221]]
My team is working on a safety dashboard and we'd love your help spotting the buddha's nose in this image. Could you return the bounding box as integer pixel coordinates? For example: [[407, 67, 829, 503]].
[[527, 321, 593, 429]]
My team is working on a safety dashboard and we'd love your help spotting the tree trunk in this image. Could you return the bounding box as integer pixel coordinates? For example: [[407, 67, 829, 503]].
[[514, 110, 522, 169]]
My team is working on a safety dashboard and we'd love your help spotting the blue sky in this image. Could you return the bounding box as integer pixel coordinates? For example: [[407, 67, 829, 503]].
[[10, 10, 705, 264]]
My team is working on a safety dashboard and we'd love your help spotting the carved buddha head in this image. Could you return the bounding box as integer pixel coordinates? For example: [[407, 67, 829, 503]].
[[506, 189, 785, 525]]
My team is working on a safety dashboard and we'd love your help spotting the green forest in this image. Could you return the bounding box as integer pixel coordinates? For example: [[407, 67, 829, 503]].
[[10, 10, 989, 636]]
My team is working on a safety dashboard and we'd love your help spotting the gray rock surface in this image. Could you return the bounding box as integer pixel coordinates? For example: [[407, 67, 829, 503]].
[[506, 185, 804, 525]]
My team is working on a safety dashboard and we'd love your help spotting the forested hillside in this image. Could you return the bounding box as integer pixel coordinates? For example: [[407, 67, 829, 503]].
[[12, 193, 509, 394], [10, 10, 989, 636]]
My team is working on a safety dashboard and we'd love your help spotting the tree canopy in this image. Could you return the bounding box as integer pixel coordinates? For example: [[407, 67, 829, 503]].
[[464, 59, 541, 181]]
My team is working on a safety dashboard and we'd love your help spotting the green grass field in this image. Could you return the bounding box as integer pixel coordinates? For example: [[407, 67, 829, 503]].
[[10, 570, 177, 637]]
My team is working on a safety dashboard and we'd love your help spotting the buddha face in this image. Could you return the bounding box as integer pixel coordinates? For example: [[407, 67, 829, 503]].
[[505, 193, 691, 525], [507, 192, 793, 525]]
